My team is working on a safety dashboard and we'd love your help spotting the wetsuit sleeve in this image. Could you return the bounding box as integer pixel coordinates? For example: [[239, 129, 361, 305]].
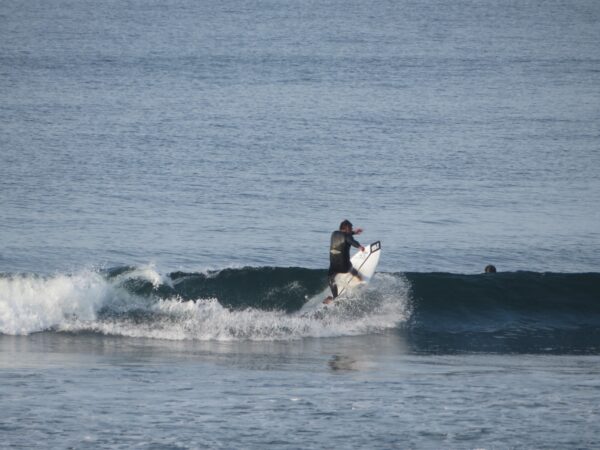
[[345, 233, 361, 249]]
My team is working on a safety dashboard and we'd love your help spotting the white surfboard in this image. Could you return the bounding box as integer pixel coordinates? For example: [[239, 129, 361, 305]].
[[299, 241, 382, 315], [334, 241, 381, 298]]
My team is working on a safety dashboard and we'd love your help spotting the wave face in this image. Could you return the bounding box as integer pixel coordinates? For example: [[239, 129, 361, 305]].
[[404, 272, 600, 353], [1, 267, 599, 352]]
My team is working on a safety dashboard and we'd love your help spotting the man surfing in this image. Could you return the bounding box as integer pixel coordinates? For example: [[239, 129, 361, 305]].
[[323, 219, 365, 304]]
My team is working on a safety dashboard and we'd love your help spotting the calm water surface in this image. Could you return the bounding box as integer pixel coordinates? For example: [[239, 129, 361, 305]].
[[2, 333, 600, 449], [1, 0, 599, 274]]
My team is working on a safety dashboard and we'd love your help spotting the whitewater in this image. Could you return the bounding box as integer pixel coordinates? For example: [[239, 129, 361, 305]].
[[0, 266, 410, 340]]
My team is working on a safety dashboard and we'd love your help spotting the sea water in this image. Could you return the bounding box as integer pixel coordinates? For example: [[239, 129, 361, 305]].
[[1, 0, 600, 448]]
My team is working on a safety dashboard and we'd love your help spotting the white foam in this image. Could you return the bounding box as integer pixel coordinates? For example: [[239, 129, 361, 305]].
[[0, 269, 411, 341], [0, 271, 109, 335]]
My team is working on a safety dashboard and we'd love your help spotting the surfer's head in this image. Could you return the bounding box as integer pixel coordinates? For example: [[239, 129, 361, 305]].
[[339, 219, 353, 232], [485, 264, 497, 273]]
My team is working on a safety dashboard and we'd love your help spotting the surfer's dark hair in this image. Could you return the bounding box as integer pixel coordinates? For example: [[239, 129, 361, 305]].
[[339, 219, 353, 230]]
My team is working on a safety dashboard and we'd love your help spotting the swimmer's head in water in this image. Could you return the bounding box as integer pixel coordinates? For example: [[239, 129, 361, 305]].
[[485, 264, 497, 273]]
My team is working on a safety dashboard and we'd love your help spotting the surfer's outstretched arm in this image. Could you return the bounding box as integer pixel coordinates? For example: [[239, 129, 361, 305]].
[[345, 233, 364, 251]]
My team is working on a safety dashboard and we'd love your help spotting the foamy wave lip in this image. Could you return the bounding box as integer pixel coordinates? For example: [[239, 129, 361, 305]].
[[112, 263, 172, 288], [0, 271, 110, 335]]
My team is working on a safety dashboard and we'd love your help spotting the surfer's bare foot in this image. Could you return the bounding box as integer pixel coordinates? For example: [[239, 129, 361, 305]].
[[323, 296, 334, 304]]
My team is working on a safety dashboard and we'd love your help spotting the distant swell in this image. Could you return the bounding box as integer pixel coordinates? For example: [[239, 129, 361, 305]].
[[1, 267, 599, 352]]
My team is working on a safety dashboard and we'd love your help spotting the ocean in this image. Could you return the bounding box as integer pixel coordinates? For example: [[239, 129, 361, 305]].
[[1, 0, 600, 448]]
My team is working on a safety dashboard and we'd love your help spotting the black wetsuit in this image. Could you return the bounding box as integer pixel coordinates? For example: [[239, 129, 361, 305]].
[[328, 230, 361, 298]]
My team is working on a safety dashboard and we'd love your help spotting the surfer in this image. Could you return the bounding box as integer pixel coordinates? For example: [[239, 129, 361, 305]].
[[324, 220, 365, 304]]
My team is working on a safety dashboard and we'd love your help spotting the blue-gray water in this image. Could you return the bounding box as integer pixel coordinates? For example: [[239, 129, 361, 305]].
[[1, 0, 600, 448]]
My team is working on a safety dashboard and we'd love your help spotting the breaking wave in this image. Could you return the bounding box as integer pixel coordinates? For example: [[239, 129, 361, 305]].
[[0, 266, 408, 341], [1, 266, 599, 352]]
